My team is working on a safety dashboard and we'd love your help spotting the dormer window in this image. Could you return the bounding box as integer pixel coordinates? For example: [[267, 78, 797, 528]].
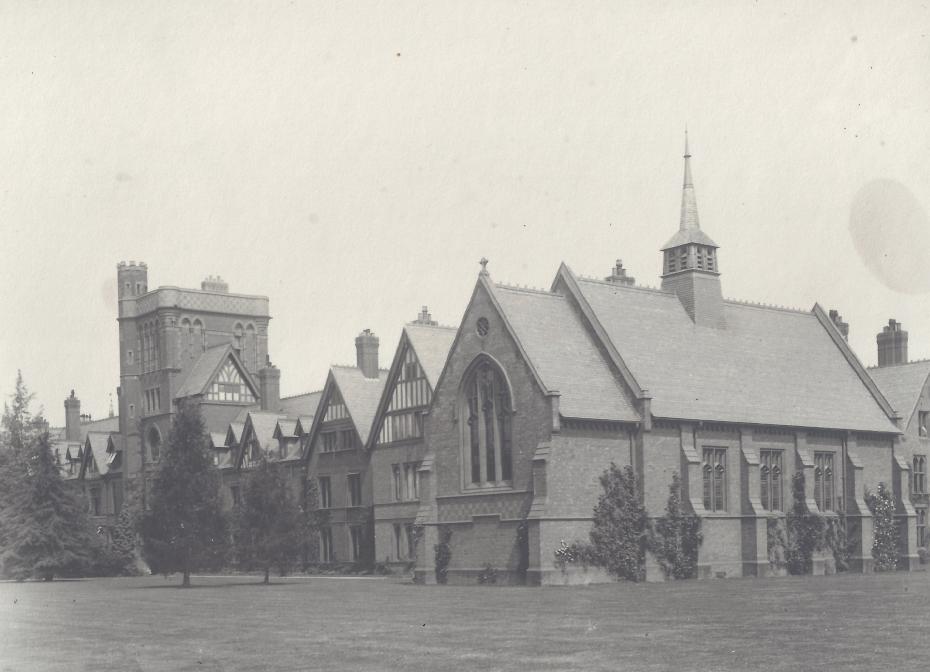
[[919, 411, 929, 437]]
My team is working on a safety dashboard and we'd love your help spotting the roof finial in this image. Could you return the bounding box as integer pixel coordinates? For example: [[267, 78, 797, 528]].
[[479, 257, 489, 276], [684, 125, 690, 158]]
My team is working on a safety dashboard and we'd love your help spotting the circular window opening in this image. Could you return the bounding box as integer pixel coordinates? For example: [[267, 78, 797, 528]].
[[476, 317, 490, 337], [147, 426, 162, 462]]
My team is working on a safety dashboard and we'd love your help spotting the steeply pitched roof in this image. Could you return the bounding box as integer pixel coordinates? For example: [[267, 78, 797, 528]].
[[227, 422, 245, 444], [404, 323, 457, 389], [49, 415, 120, 443], [243, 412, 287, 453], [274, 419, 298, 439], [209, 432, 228, 449], [868, 361, 930, 427], [330, 366, 388, 445], [295, 416, 314, 435], [278, 391, 322, 417], [661, 136, 719, 250], [568, 274, 897, 433], [493, 284, 640, 422], [174, 345, 258, 401], [83, 432, 116, 477]]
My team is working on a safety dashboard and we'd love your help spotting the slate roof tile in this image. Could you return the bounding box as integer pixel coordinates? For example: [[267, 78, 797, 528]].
[[573, 276, 897, 433], [494, 284, 640, 422], [868, 361, 930, 427], [331, 366, 388, 445]]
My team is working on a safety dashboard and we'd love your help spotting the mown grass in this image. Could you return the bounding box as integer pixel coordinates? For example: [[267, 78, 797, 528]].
[[1, 570, 929, 671]]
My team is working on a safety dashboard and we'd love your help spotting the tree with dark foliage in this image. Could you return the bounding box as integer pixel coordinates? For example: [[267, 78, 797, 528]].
[[234, 456, 304, 583], [650, 473, 702, 579], [0, 433, 95, 580], [139, 401, 228, 587], [588, 463, 649, 582]]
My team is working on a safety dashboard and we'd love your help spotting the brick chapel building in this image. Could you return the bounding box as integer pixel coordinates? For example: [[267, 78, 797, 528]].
[[413, 138, 916, 584]]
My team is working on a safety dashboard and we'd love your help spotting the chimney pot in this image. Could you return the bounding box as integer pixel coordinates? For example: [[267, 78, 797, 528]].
[[64, 391, 82, 442], [877, 318, 908, 367], [355, 330, 380, 379]]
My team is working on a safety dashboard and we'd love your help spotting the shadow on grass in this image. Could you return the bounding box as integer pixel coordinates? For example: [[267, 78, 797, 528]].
[[134, 580, 308, 590]]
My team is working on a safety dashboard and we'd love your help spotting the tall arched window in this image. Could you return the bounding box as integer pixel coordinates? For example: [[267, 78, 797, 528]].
[[147, 425, 162, 462], [180, 318, 191, 360], [233, 323, 244, 353], [193, 319, 205, 351], [245, 324, 256, 371], [460, 358, 513, 487]]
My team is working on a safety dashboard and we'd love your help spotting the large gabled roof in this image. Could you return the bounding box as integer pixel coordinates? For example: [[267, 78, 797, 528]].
[[491, 283, 640, 422], [330, 366, 388, 446], [403, 323, 457, 389], [305, 366, 388, 457], [869, 361, 930, 427], [561, 269, 897, 433], [173, 345, 258, 401], [365, 322, 458, 449]]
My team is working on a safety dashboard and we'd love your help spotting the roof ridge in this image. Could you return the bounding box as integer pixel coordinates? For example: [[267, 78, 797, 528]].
[[867, 359, 930, 370], [495, 282, 555, 296], [724, 296, 809, 314], [331, 364, 390, 373], [405, 321, 458, 331], [574, 275, 667, 294], [280, 389, 322, 400]]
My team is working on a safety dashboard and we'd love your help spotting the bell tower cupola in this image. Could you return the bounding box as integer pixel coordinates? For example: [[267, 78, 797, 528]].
[[660, 132, 726, 328]]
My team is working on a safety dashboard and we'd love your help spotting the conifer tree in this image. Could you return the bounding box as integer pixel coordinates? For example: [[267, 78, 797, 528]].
[[650, 473, 702, 579], [588, 463, 648, 582], [234, 457, 304, 583], [0, 433, 96, 580], [139, 401, 228, 587]]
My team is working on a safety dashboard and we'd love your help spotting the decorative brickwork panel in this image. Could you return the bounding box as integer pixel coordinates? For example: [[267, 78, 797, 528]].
[[437, 492, 531, 523]]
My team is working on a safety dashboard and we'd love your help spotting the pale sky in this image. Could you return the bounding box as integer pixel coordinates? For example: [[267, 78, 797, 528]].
[[1, 1, 928, 425]]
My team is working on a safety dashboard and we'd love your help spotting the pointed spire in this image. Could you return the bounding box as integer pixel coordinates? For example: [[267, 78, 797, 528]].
[[679, 129, 700, 231]]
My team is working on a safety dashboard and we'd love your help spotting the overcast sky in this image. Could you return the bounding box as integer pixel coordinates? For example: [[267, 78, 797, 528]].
[[1, 1, 928, 425]]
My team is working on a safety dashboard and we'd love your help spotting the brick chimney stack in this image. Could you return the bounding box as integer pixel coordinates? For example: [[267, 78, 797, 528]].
[[877, 319, 908, 367], [64, 390, 81, 442], [355, 329, 380, 379], [201, 275, 229, 292], [605, 259, 636, 286], [258, 356, 281, 411], [828, 309, 849, 341], [414, 306, 438, 326]]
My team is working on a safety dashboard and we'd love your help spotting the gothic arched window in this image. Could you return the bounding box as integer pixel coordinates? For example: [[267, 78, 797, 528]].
[[147, 425, 162, 463], [180, 318, 191, 359], [193, 319, 205, 351], [233, 323, 244, 353], [245, 324, 256, 371], [460, 358, 513, 487]]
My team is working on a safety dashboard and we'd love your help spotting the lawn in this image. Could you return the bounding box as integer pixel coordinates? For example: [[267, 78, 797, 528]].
[[1, 571, 929, 671]]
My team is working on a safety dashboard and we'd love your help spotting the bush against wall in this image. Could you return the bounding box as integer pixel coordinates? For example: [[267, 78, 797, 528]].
[[588, 463, 648, 582], [865, 482, 899, 572], [785, 472, 826, 575], [766, 516, 788, 572], [649, 473, 702, 580], [825, 513, 849, 572], [434, 525, 452, 584]]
